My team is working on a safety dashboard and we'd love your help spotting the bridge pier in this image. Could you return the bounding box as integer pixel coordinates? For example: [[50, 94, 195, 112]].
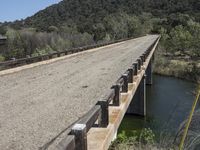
[[126, 75, 146, 116], [146, 59, 153, 85]]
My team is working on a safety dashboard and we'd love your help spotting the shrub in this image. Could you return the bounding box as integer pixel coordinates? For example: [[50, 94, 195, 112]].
[[0, 55, 5, 62]]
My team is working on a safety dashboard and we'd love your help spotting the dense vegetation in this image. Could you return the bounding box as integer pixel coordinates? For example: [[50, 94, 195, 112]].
[[0, 0, 199, 81], [109, 128, 177, 150]]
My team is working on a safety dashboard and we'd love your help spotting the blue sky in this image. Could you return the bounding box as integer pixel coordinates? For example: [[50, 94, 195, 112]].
[[0, 0, 61, 22]]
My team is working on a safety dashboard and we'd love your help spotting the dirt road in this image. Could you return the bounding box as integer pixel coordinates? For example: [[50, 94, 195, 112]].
[[0, 35, 159, 150]]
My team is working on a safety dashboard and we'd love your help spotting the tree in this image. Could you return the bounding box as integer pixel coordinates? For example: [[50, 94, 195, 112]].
[[0, 55, 5, 62], [103, 12, 129, 40], [48, 26, 59, 33], [5, 28, 25, 59], [187, 21, 200, 57], [92, 23, 106, 41], [0, 26, 7, 35], [167, 25, 192, 54], [127, 15, 141, 37]]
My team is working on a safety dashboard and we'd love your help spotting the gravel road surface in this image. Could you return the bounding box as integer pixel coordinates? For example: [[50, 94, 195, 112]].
[[0, 35, 159, 150]]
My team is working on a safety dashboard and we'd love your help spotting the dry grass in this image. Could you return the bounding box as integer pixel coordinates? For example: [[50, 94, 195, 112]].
[[153, 45, 200, 83]]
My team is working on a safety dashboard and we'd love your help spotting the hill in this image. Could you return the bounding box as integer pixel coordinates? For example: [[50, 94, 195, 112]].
[[7, 0, 200, 32]]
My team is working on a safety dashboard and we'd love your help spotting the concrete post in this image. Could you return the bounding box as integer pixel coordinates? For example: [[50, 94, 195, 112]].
[[71, 124, 87, 150], [112, 84, 120, 106], [140, 55, 144, 65], [137, 58, 141, 70], [146, 59, 153, 85], [126, 75, 146, 116], [128, 68, 133, 83], [97, 100, 109, 127], [133, 62, 138, 75], [122, 74, 128, 93]]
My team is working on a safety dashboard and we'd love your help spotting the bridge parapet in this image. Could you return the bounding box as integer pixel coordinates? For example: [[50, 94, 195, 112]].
[[0, 37, 139, 71], [55, 36, 160, 150]]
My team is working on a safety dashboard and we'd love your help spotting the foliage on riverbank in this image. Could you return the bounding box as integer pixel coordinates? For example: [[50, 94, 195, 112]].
[[154, 45, 200, 83], [109, 128, 175, 150], [153, 16, 200, 82], [153, 18, 200, 82]]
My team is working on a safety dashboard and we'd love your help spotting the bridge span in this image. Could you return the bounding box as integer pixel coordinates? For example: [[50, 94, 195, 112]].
[[0, 35, 160, 150]]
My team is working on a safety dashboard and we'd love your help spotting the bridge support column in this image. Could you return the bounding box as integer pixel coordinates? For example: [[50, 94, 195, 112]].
[[126, 75, 146, 116], [146, 59, 153, 85]]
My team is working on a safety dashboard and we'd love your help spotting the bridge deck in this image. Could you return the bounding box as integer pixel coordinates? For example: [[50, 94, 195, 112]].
[[0, 35, 159, 150]]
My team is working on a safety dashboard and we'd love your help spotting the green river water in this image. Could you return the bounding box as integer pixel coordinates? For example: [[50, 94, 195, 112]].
[[118, 75, 198, 140]]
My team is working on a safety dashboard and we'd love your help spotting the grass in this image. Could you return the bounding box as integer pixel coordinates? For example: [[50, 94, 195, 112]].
[[109, 127, 177, 150]]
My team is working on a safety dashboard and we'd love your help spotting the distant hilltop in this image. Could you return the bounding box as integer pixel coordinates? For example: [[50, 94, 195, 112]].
[[2, 0, 199, 32]]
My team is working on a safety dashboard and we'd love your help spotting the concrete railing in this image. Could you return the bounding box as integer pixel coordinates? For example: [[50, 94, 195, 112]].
[[56, 36, 160, 150], [0, 37, 143, 71]]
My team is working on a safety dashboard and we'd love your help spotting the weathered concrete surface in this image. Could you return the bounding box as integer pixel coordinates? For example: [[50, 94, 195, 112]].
[[0, 35, 159, 150]]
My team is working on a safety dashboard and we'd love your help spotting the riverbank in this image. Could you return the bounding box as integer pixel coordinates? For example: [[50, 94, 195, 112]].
[[109, 75, 197, 150], [153, 45, 200, 83], [109, 128, 172, 150]]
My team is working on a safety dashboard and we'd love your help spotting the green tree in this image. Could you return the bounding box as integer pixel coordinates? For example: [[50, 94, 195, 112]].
[[48, 26, 59, 33], [0, 54, 5, 62], [5, 28, 24, 59], [187, 21, 200, 57], [0, 26, 7, 35], [127, 15, 141, 37], [92, 23, 106, 41], [167, 25, 192, 54]]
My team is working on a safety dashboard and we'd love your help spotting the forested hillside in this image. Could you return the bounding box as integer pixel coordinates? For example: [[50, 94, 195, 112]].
[[0, 0, 200, 82], [8, 0, 200, 32]]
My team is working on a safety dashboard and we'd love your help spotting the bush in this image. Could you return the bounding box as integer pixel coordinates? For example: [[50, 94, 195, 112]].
[[0, 55, 5, 62], [110, 128, 159, 150], [139, 128, 155, 145]]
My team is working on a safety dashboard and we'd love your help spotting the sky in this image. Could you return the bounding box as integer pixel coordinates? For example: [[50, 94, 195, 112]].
[[0, 0, 61, 22]]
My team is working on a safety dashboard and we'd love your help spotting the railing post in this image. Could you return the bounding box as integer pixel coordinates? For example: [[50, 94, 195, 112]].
[[133, 62, 138, 75], [71, 124, 87, 150], [140, 56, 144, 66], [122, 74, 128, 93], [128, 68, 133, 83], [97, 99, 109, 127], [145, 52, 148, 59], [137, 58, 141, 70], [112, 84, 120, 106], [39, 57, 43, 61], [65, 51, 68, 55], [142, 53, 146, 62], [49, 55, 53, 59]]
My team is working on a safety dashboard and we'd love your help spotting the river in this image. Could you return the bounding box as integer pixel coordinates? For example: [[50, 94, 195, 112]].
[[118, 75, 197, 141]]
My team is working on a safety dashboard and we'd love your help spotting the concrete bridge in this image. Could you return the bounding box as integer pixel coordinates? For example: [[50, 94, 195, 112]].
[[0, 35, 160, 150]]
